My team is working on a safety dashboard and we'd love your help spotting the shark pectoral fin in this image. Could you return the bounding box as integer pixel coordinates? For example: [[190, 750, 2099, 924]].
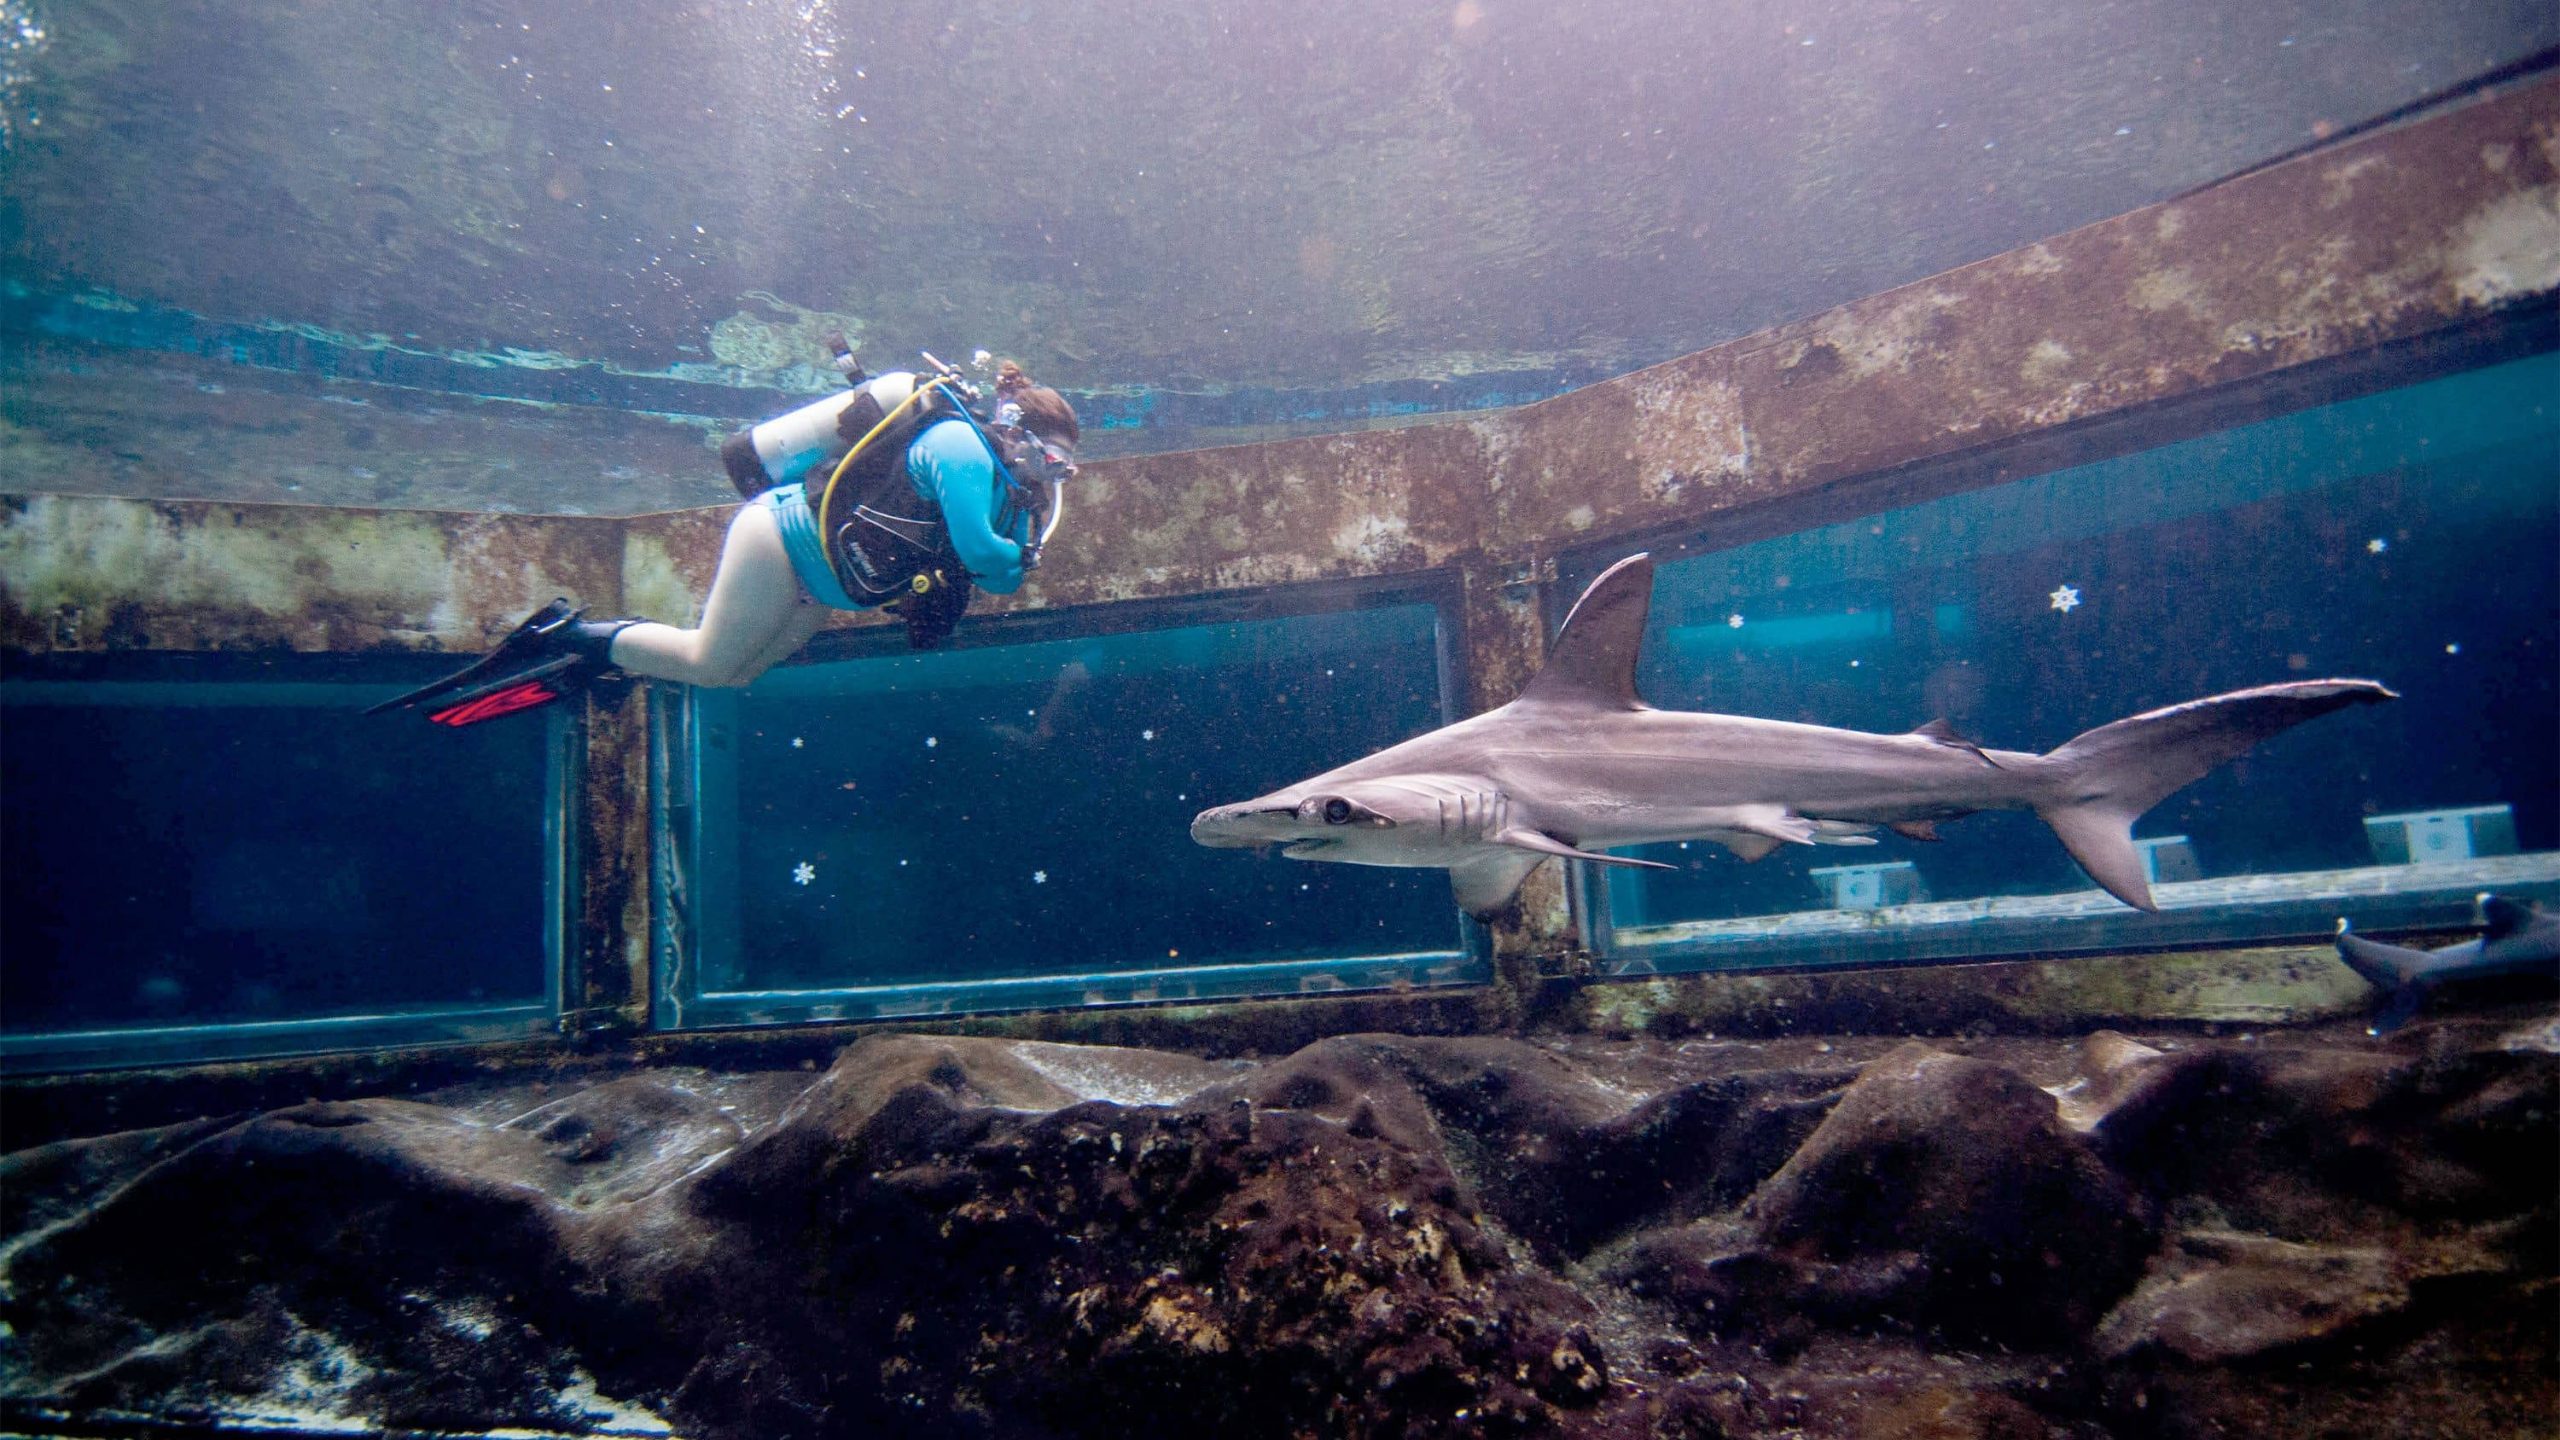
[[1588, 851, 1679, 871], [1492, 827, 1675, 871], [1450, 853, 1546, 916]]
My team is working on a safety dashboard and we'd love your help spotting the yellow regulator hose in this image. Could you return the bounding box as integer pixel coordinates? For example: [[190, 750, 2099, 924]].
[[815, 376, 959, 543]]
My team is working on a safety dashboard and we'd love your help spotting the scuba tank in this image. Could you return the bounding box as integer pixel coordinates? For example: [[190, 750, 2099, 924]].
[[720, 370, 921, 501]]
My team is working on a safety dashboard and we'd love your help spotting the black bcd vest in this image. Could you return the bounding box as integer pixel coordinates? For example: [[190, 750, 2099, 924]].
[[821, 393, 971, 606]]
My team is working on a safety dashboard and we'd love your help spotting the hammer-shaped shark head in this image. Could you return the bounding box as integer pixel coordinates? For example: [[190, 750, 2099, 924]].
[[1192, 768, 1644, 914], [1188, 782, 1407, 860], [1197, 766, 1545, 853]]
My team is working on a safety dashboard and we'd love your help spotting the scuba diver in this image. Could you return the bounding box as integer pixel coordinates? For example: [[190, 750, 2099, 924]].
[[373, 345, 1081, 727]]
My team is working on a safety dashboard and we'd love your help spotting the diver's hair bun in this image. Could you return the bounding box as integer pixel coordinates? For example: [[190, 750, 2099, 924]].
[[995, 359, 1078, 448]]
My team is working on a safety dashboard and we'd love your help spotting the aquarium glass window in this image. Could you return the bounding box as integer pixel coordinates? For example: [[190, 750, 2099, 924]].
[[1, 657, 569, 1072], [1566, 350, 2560, 973], [656, 599, 1477, 1028]]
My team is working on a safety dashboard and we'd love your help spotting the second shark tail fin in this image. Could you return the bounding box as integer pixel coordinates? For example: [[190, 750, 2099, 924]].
[[2034, 680, 2396, 910]]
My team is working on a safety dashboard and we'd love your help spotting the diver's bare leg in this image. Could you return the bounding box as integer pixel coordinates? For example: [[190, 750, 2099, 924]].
[[736, 600, 828, 680], [606, 504, 809, 686]]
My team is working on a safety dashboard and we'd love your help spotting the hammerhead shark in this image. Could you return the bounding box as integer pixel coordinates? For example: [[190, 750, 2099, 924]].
[[1191, 554, 2396, 915], [2335, 895, 2560, 1032]]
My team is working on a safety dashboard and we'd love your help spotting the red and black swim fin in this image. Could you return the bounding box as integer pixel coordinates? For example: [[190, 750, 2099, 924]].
[[418, 654, 589, 726], [368, 599, 608, 727]]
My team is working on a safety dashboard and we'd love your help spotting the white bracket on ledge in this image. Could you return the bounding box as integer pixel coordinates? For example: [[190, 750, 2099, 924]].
[[2364, 805, 2516, 865]]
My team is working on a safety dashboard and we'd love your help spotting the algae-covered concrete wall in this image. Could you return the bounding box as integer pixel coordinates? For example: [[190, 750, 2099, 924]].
[[8, 79, 2553, 658]]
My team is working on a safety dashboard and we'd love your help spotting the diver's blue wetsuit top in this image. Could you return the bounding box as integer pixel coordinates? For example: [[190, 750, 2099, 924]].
[[760, 416, 1031, 611]]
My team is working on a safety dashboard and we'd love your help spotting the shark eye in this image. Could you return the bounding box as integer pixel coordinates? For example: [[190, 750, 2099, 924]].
[[1322, 797, 1354, 825]]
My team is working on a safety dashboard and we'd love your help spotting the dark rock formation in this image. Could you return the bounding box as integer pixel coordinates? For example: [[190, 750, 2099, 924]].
[[1618, 1041, 2156, 1349], [3, 1013, 2553, 1439]]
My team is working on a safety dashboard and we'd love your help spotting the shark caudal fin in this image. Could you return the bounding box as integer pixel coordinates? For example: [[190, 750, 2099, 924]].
[[2034, 679, 2396, 910]]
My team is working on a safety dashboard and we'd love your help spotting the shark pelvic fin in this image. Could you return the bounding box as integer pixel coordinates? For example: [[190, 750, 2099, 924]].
[[1493, 826, 1676, 871], [1889, 820, 1944, 841], [1708, 805, 1840, 862], [1739, 805, 1820, 845], [1515, 554, 1653, 713]]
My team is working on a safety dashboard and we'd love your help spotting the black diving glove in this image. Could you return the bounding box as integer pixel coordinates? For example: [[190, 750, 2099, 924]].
[[895, 568, 971, 650]]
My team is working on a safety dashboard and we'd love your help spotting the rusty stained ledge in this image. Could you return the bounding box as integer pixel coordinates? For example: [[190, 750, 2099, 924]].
[[5, 77, 2555, 656], [0, 496, 628, 655], [1057, 72, 2560, 610]]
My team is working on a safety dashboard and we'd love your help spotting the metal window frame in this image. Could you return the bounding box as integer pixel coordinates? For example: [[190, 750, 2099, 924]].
[[651, 571, 1489, 1031], [0, 656, 576, 1075], [1560, 317, 2560, 978]]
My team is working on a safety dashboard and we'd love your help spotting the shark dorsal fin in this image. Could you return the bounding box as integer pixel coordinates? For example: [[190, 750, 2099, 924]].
[[1910, 718, 2000, 768], [1516, 553, 1654, 711]]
